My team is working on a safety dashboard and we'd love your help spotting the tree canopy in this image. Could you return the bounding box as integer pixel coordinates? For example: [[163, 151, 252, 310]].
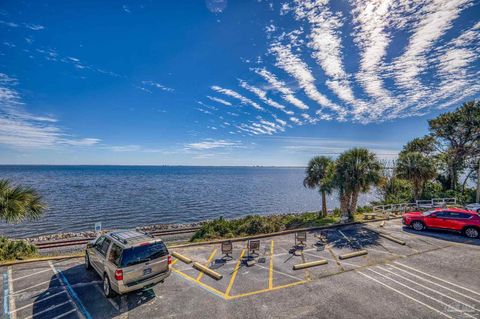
[[0, 179, 46, 223]]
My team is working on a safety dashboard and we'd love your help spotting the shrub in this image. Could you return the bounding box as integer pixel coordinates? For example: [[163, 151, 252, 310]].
[[190, 212, 339, 242], [0, 236, 38, 261]]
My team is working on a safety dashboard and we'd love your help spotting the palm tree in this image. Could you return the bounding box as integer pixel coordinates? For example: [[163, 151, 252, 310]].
[[0, 179, 46, 223], [303, 156, 334, 217], [396, 152, 436, 201], [334, 148, 382, 221]]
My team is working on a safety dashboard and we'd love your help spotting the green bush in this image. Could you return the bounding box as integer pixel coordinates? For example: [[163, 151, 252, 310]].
[[0, 236, 38, 261], [190, 212, 338, 242]]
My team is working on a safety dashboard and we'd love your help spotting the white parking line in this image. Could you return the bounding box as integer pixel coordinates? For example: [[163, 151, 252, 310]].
[[12, 268, 52, 282], [357, 271, 453, 319], [367, 268, 477, 319], [49, 261, 92, 319], [376, 266, 479, 313], [337, 230, 351, 243], [388, 264, 480, 305], [14, 277, 59, 295], [254, 263, 304, 281], [51, 308, 77, 319], [24, 300, 72, 319], [8, 267, 16, 319], [11, 291, 67, 314], [394, 262, 480, 297]]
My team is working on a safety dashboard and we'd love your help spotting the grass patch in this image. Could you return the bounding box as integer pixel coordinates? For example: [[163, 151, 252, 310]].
[[190, 212, 339, 242], [0, 236, 38, 261]]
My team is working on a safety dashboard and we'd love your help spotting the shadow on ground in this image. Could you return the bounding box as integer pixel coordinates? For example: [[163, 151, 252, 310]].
[[32, 264, 156, 319], [402, 226, 480, 246]]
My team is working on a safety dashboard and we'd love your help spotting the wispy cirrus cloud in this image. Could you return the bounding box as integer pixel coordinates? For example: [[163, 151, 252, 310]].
[[207, 95, 232, 106], [140, 80, 174, 92], [391, 0, 472, 100], [211, 85, 264, 111], [0, 73, 100, 148], [185, 139, 242, 150], [254, 68, 309, 110], [288, 0, 366, 112], [268, 41, 345, 118], [238, 79, 291, 114]]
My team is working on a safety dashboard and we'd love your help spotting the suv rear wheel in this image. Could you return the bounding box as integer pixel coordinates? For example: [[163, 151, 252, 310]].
[[464, 227, 479, 239], [85, 253, 92, 270], [103, 275, 116, 298], [411, 221, 424, 231]]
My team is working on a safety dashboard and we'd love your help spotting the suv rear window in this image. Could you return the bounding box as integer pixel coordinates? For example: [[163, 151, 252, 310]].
[[120, 242, 168, 267]]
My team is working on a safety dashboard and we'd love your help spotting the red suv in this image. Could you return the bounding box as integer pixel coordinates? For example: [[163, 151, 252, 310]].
[[403, 208, 480, 238]]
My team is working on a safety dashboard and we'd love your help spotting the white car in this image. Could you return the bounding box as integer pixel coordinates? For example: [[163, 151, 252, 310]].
[[465, 203, 480, 213]]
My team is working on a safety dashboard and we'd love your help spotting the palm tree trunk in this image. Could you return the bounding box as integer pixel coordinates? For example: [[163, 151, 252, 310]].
[[349, 189, 359, 219], [340, 190, 350, 222], [321, 190, 327, 218]]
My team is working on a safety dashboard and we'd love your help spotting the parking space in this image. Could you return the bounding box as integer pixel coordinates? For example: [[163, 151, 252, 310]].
[[2, 219, 480, 318]]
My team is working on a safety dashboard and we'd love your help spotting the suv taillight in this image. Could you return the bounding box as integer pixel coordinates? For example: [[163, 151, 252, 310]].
[[115, 269, 123, 281], [167, 255, 172, 265]]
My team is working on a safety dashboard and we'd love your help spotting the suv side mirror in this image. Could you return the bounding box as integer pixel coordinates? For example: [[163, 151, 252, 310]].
[[86, 242, 94, 249], [430, 214, 437, 218]]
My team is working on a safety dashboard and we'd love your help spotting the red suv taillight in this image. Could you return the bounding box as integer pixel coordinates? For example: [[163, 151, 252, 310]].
[[115, 269, 123, 281], [168, 255, 172, 265]]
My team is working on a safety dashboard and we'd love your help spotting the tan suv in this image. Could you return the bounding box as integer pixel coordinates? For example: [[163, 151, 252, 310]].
[[85, 230, 171, 297]]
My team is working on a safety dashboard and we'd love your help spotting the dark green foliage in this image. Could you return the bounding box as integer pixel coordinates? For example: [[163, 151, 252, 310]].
[[190, 213, 338, 242], [401, 136, 436, 157], [378, 176, 414, 204], [0, 179, 46, 223], [396, 152, 436, 200], [0, 237, 38, 261]]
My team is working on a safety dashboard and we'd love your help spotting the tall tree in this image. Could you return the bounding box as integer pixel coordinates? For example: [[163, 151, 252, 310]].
[[334, 148, 382, 221], [396, 152, 436, 201], [303, 156, 334, 217], [0, 179, 46, 223], [400, 135, 436, 157], [428, 101, 480, 191]]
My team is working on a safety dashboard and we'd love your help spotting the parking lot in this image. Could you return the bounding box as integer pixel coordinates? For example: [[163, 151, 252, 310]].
[[2, 219, 480, 319]]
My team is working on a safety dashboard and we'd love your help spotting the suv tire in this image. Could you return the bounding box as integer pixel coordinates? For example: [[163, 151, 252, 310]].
[[411, 221, 424, 231], [464, 227, 479, 239], [103, 275, 116, 298], [85, 253, 92, 270]]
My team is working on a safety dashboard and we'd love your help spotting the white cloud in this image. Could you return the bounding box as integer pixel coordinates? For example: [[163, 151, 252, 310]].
[[238, 80, 289, 112], [254, 68, 309, 110], [141, 80, 174, 92], [0, 73, 99, 148], [391, 0, 472, 100], [211, 85, 264, 111], [185, 139, 242, 150], [25, 23, 44, 31], [207, 95, 232, 106], [290, 0, 366, 111], [269, 42, 345, 117]]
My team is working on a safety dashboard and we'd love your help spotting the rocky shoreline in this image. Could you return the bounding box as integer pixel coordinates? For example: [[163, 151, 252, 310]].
[[24, 221, 207, 243]]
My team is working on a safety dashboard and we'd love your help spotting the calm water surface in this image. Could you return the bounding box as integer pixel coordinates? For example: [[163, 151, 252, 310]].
[[0, 166, 374, 238]]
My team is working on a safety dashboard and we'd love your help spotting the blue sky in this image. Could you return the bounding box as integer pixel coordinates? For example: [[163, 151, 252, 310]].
[[0, 0, 479, 165]]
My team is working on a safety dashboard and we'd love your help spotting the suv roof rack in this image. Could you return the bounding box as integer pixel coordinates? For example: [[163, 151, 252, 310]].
[[110, 230, 153, 245]]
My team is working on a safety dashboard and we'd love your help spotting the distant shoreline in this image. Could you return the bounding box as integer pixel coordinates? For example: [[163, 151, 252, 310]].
[[0, 164, 307, 168]]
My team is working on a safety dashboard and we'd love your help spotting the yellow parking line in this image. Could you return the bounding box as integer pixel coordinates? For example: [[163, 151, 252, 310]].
[[196, 248, 218, 282], [171, 259, 178, 266], [225, 249, 245, 297], [228, 280, 308, 300], [269, 240, 274, 289], [171, 267, 226, 299]]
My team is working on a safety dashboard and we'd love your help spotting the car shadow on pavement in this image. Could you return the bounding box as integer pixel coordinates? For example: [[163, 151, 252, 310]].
[[32, 264, 155, 319], [402, 226, 480, 246]]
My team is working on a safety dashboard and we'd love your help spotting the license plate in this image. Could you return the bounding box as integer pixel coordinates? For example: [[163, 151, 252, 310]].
[[143, 268, 152, 276]]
